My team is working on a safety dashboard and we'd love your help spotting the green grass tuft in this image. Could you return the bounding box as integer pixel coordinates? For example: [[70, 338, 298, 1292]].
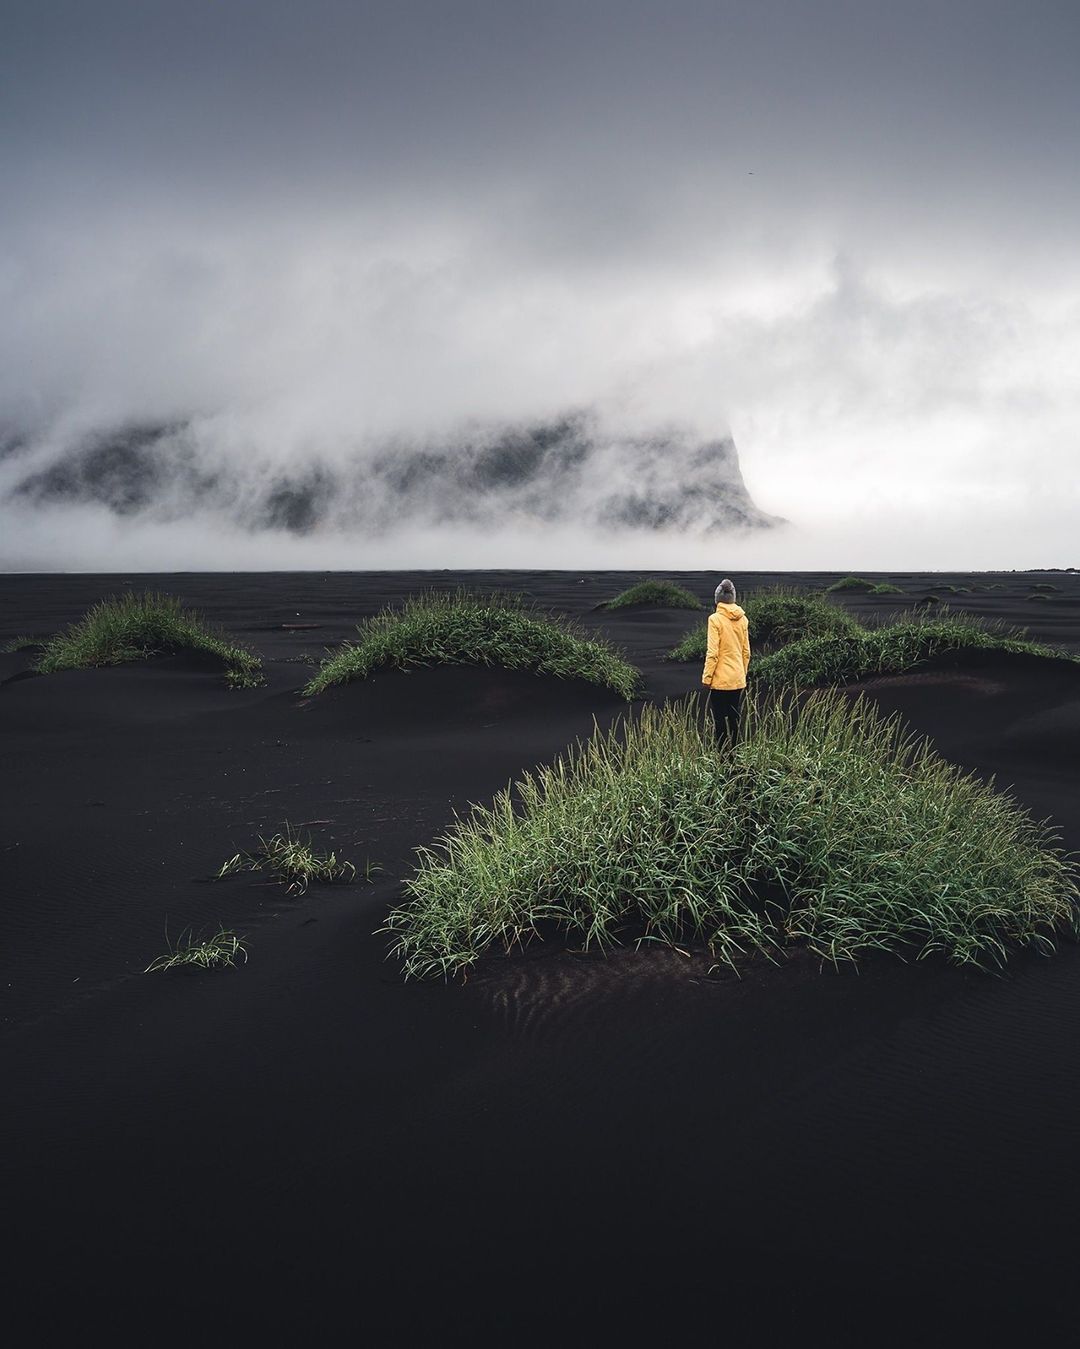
[[2, 635, 43, 652], [750, 612, 1074, 687], [667, 586, 860, 661], [868, 582, 905, 594], [35, 593, 262, 689], [305, 589, 639, 700], [217, 826, 360, 895], [826, 576, 876, 592], [600, 579, 702, 611], [145, 926, 247, 973], [385, 694, 1077, 979], [1031, 583, 1060, 592]]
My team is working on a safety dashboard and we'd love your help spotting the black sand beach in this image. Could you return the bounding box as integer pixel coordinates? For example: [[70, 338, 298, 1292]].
[[4, 570, 1080, 1339]]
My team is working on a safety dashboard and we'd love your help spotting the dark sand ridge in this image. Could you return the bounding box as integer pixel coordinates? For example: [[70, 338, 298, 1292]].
[[3, 570, 1080, 1338]]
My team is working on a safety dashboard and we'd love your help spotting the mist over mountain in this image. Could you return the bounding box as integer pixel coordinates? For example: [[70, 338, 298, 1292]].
[[6, 413, 778, 539], [3, 2, 1078, 570]]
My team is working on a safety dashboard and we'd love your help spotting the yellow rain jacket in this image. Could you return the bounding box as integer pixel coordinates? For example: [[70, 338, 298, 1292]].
[[702, 603, 751, 690]]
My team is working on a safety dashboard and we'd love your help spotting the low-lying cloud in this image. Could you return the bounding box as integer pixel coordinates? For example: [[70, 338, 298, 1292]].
[[3, 0, 1078, 569]]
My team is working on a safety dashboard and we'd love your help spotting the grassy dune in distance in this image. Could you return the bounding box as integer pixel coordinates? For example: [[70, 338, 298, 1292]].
[[35, 592, 262, 689], [305, 588, 640, 699], [668, 585, 860, 660], [599, 579, 703, 610], [751, 613, 1076, 686]]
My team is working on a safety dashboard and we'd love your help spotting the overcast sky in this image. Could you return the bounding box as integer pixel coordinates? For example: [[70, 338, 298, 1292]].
[[2, 0, 1078, 568]]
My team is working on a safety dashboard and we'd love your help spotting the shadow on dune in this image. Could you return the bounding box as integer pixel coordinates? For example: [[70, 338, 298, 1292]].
[[847, 646, 1080, 776], [0, 650, 249, 729], [295, 661, 631, 733]]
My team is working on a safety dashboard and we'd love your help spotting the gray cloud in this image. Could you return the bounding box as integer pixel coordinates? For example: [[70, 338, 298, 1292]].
[[2, 0, 1078, 568]]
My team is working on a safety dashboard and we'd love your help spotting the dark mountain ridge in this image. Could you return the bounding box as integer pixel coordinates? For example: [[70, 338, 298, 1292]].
[[9, 412, 781, 535]]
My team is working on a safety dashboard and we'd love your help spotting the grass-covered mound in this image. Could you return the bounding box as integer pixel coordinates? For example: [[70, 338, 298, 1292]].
[[869, 582, 905, 594], [751, 612, 1072, 687], [35, 593, 262, 689], [826, 575, 876, 592], [667, 586, 860, 661], [600, 580, 702, 611], [386, 695, 1077, 979], [305, 589, 639, 699]]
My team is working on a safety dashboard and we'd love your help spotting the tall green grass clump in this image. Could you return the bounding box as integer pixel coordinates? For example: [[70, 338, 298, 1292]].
[[600, 580, 702, 611], [305, 589, 639, 699], [35, 593, 262, 689], [751, 612, 1072, 687], [386, 694, 1077, 979], [668, 586, 860, 661]]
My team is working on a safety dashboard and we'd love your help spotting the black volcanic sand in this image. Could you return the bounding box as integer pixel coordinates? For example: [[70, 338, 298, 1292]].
[[4, 569, 1080, 1340]]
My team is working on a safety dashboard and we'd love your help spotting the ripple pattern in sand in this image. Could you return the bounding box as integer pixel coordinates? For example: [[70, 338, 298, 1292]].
[[469, 944, 724, 1045]]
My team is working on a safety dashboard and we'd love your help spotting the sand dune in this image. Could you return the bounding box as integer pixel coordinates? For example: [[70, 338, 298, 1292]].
[[3, 568, 1079, 1338]]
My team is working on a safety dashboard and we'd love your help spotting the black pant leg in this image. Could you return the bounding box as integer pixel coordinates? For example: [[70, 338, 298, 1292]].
[[709, 688, 742, 746]]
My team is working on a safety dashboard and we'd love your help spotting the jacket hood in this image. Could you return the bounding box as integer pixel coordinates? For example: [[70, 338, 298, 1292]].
[[715, 602, 746, 621]]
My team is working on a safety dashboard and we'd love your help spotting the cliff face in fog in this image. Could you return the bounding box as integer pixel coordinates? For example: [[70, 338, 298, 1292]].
[[6, 413, 779, 536]]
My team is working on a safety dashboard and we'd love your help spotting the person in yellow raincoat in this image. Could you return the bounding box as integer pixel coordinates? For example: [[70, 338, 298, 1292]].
[[701, 578, 750, 744]]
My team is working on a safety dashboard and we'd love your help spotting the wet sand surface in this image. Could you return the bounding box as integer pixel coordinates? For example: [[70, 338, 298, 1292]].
[[3, 569, 1080, 1339]]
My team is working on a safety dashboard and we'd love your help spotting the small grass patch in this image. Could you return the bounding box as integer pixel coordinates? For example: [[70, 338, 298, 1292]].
[[668, 586, 860, 661], [305, 589, 639, 699], [599, 580, 702, 611], [217, 826, 361, 895], [868, 582, 905, 594], [35, 593, 262, 689], [1031, 583, 1060, 592], [2, 635, 43, 652], [145, 927, 247, 972], [826, 576, 876, 592], [385, 694, 1077, 979], [750, 612, 1073, 687]]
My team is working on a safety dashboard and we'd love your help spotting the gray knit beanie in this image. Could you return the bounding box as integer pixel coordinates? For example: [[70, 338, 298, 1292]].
[[714, 578, 737, 604]]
